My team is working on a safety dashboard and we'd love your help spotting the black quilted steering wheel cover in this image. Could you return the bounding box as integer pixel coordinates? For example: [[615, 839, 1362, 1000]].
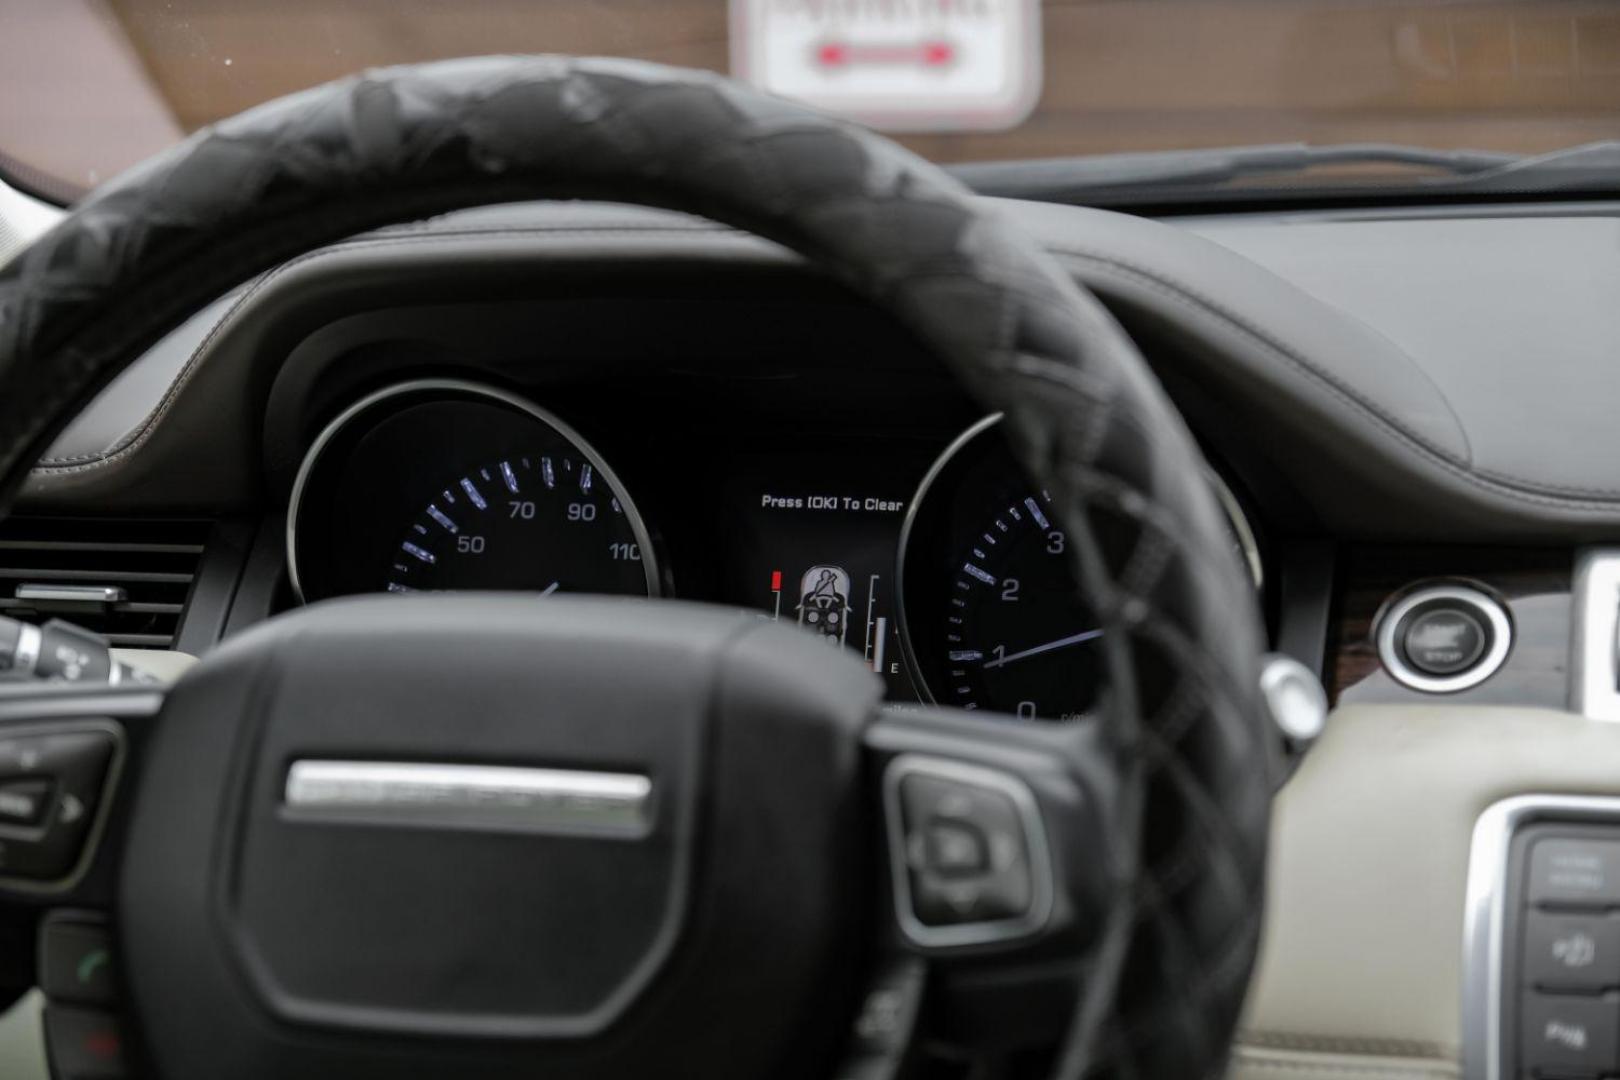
[[0, 56, 1268, 1076]]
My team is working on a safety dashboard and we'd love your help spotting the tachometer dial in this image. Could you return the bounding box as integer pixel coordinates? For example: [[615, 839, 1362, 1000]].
[[897, 415, 1262, 720], [934, 489, 1104, 719]]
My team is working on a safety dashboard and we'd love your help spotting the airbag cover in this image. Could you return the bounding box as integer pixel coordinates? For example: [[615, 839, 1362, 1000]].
[[120, 594, 878, 1080]]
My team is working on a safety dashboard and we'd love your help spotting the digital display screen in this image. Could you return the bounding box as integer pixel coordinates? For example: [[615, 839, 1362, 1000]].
[[718, 451, 929, 701]]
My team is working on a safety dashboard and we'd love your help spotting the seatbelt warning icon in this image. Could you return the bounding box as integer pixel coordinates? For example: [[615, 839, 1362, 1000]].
[[797, 566, 852, 645]]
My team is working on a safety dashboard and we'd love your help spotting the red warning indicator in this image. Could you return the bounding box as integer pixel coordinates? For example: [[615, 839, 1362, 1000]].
[[770, 570, 783, 592]]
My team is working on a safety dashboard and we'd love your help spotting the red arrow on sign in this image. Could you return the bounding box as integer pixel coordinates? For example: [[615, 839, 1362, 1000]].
[[814, 39, 957, 70]]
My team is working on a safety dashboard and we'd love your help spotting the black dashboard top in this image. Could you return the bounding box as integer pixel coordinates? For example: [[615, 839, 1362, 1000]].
[[18, 199, 1620, 543]]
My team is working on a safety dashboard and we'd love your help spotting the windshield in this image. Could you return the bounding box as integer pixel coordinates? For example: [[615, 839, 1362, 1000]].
[[2, 0, 1618, 202]]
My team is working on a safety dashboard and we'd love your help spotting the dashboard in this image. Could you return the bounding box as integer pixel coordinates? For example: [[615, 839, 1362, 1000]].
[[13, 196, 1609, 726], [4, 189, 1620, 1080], [285, 377, 1265, 720]]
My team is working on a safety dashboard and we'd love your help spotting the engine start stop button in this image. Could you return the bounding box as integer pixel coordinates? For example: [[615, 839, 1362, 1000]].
[[1400, 606, 1488, 676], [1376, 583, 1512, 693]]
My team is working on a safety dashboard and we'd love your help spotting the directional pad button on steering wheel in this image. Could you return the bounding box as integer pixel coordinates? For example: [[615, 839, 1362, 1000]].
[[885, 755, 1052, 947]]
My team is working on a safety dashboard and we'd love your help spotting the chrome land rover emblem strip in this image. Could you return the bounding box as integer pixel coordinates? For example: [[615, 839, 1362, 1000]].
[[284, 761, 652, 837]]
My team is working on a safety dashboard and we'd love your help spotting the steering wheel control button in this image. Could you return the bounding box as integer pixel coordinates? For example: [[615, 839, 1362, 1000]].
[[0, 727, 118, 886], [1375, 583, 1512, 693], [40, 914, 117, 1007], [902, 775, 1030, 924], [0, 777, 52, 826], [842, 957, 925, 1068], [42, 1006, 127, 1080], [1529, 838, 1620, 907], [923, 820, 990, 878], [1525, 913, 1620, 992], [1521, 994, 1620, 1076], [883, 755, 1053, 949]]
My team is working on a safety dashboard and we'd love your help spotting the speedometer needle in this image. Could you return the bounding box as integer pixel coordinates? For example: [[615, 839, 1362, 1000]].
[[983, 628, 1104, 670], [539, 581, 560, 597]]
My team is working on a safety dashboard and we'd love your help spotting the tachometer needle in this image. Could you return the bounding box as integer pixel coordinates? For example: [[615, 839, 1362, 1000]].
[[539, 581, 560, 597], [983, 628, 1104, 670]]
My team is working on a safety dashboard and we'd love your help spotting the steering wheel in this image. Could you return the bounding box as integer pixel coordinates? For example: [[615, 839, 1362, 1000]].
[[0, 57, 1270, 1080]]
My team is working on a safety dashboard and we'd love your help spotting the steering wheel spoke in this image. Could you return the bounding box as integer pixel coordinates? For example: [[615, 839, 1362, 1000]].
[[868, 707, 1122, 959], [0, 684, 160, 1080], [864, 706, 1132, 1059], [0, 685, 156, 907]]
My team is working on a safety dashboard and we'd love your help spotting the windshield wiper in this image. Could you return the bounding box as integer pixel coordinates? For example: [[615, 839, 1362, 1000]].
[[951, 140, 1620, 204]]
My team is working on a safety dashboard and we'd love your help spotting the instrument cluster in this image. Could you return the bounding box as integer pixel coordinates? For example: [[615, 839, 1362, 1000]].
[[289, 379, 1265, 720]]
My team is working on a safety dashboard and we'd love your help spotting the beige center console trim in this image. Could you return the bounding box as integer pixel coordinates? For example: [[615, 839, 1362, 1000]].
[[109, 647, 196, 684], [1230, 1045, 1459, 1080], [1237, 704, 1620, 1073]]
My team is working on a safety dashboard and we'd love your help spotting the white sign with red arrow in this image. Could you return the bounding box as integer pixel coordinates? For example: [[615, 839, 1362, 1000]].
[[730, 0, 1043, 132]]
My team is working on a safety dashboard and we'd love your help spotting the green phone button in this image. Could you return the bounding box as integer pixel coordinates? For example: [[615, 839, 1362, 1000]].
[[76, 948, 109, 985]]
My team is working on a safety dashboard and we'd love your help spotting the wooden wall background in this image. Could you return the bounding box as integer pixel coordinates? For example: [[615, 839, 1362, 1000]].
[[4, 0, 1619, 196]]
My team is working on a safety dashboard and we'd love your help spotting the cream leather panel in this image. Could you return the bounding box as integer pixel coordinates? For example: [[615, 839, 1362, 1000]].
[[110, 647, 196, 684], [1237, 705, 1620, 1072], [1231, 1045, 1459, 1080], [0, 992, 46, 1080]]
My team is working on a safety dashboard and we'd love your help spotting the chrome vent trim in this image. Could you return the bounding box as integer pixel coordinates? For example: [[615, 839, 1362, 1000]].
[[0, 519, 209, 648], [1572, 549, 1620, 722]]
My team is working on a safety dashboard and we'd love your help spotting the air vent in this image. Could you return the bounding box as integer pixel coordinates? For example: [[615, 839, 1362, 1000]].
[[0, 518, 210, 648]]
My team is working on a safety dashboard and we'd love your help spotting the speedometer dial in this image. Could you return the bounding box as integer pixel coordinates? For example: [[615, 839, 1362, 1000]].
[[288, 380, 658, 602], [385, 453, 646, 596], [897, 416, 1262, 721]]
